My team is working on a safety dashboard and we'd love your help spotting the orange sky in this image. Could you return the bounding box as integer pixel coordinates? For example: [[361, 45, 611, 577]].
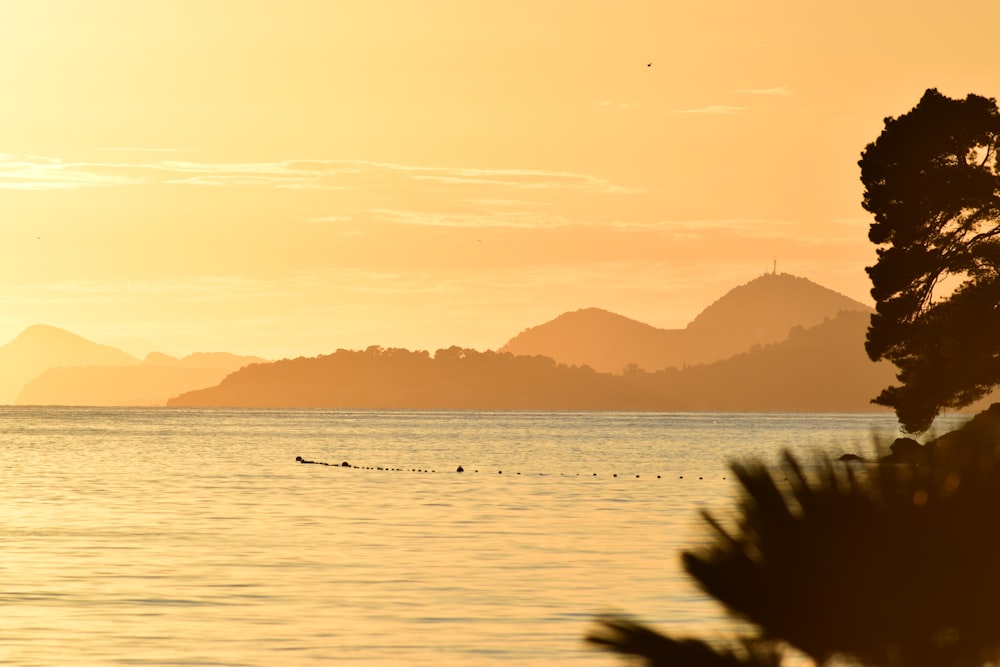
[[1, 0, 997, 360]]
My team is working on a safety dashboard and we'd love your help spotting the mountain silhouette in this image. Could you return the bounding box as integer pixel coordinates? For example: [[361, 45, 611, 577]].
[[500, 273, 872, 373], [0, 324, 140, 403], [4, 272, 893, 410], [16, 351, 266, 406], [500, 308, 685, 373], [168, 310, 897, 412], [657, 310, 895, 411], [168, 346, 658, 409]]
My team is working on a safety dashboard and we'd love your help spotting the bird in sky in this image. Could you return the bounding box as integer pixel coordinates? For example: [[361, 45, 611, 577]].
[[647, 62, 652, 67]]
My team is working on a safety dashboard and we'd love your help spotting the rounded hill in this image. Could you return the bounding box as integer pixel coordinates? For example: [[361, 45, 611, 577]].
[[686, 272, 871, 335], [499, 273, 873, 373]]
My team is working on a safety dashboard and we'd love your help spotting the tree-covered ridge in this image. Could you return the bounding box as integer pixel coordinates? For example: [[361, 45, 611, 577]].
[[167, 311, 896, 411], [171, 345, 657, 409]]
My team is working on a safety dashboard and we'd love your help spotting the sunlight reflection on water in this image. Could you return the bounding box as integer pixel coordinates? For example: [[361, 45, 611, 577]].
[[0, 408, 961, 666]]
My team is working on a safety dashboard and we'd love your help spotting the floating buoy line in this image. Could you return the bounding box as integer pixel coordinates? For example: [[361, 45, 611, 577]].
[[295, 457, 724, 480]]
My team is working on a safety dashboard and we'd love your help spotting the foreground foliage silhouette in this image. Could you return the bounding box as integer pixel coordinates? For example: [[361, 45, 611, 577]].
[[588, 408, 1000, 667], [860, 88, 1000, 433]]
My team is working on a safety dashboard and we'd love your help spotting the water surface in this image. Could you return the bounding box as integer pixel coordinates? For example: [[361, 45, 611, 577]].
[[0, 409, 959, 666]]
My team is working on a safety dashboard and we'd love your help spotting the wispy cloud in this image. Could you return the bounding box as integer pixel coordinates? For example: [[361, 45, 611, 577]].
[[0, 154, 635, 194], [463, 198, 549, 208], [608, 217, 797, 240], [351, 210, 802, 236], [0, 276, 300, 306], [675, 87, 789, 116], [306, 215, 354, 224], [0, 157, 141, 190], [677, 105, 746, 115], [98, 147, 200, 153], [370, 208, 572, 230], [410, 171, 635, 194], [587, 217, 868, 248], [307, 202, 811, 236], [734, 86, 794, 96]]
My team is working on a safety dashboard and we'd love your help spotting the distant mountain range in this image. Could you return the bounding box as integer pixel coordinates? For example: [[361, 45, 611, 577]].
[[167, 272, 902, 411], [0, 325, 264, 406], [0, 272, 938, 412], [168, 309, 897, 411], [0, 325, 140, 404], [499, 273, 872, 373]]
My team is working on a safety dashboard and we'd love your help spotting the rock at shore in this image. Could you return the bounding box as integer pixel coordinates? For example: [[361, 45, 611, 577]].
[[874, 403, 1000, 465]]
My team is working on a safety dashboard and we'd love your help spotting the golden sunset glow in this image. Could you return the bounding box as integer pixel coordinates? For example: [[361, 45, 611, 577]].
[[2, 0, 997, 359]]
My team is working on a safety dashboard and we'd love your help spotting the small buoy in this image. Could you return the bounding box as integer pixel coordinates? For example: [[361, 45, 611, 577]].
[[457, 465, 464, 473]]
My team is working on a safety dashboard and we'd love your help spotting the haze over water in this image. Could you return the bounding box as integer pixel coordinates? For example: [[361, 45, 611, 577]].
[[0, 408, 965, 666], [4, 2, 998, 359], [4, 4, 997, 661]]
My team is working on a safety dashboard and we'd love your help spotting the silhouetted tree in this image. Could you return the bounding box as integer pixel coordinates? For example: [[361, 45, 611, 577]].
[[860, 88, 1000, 433], [588, 410, 1000, 667], [588, 618, 782, 667]]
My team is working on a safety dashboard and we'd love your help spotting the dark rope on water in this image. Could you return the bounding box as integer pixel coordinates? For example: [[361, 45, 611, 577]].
[[294, 456, 723, 480]]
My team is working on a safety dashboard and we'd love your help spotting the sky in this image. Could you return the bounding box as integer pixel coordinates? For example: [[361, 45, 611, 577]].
[[1, 0, 998, 360]]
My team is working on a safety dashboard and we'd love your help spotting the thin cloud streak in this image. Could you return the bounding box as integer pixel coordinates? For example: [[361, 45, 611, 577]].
[[307, 215, 353, 224], [609, 218, 796, 236], [0, 157, 140, 190], [463, 198, 549, 208], [410, 173, 636, 193], [734, 86, 794, 96], [677, 105, 747, 115], [0, 154, 635, 194], [0, 276, 299, 305], [310, 208, 862, 242], [5, 264, 755, 313], [98, 147, 200, 153], [369, 208, 572, 230]]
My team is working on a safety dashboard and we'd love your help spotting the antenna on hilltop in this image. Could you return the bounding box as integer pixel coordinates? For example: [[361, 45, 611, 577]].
[[773, 258, 777, 275]]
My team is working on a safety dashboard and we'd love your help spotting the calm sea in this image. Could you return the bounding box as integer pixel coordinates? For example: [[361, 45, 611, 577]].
[[0, 408, 967, 666]]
